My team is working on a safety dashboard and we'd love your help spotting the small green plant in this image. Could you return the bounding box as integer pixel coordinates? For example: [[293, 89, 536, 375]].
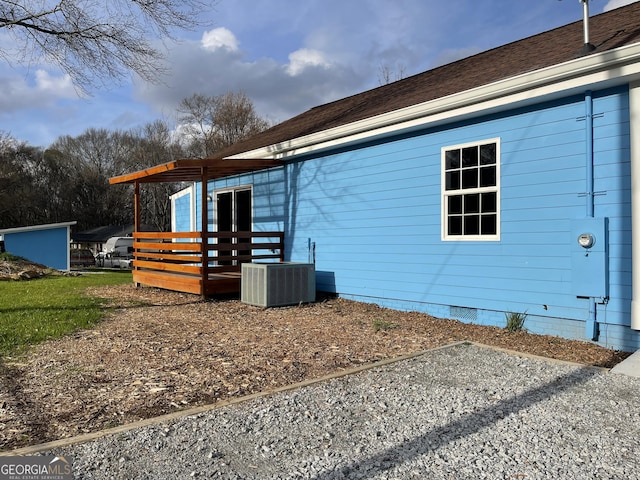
[[505, 311, 527, 332], [0, 252, 27, 262], [372, 319, 398, 333]]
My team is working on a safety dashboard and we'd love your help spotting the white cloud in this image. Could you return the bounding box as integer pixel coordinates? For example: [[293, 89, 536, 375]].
[[0, 70, 78, 113], [286, 48, 330, 76], [34, 70, 76, 97], [134, 31, 365, 126], [603, 0, 638, 11], [201, 27, 239, 52]]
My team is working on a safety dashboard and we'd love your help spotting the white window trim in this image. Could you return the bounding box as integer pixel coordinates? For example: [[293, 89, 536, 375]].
[[170, 184, 196, 233], [441, 137, 501, 241]]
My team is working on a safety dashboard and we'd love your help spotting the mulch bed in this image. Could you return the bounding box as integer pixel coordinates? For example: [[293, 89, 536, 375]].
[[0, 283, 630, 451]]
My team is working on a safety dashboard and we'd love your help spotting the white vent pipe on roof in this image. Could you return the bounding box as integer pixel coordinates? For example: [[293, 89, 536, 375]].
[[578, 0, 596, 54], [580, 0, 591, 45]]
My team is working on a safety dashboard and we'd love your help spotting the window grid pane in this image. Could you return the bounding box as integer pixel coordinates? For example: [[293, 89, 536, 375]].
[[465, 194, 480, 214], [480, 166, 496, 187], [461, 146, 478, 167], [445, 171, 460, 191], [461, 168, 478, 189], [448, 196, 462, 214], [482, 192, 497, 213], [481, 214, 497, 235], [480, 143, 496, 165], [448, 216, 462, 236], [464, 215, 480, 235], [445, 150, 461, 170]]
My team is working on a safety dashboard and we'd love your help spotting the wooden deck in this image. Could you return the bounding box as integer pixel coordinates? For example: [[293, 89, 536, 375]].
[[131, 231, 284, 296]]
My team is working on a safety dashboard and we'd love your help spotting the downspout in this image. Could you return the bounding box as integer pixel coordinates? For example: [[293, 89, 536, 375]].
[[584, 90, 598, 340], [630, 81, 640, 330]]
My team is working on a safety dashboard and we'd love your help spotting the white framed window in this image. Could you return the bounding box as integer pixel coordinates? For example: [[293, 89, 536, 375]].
[[441, 138, 500, 241]]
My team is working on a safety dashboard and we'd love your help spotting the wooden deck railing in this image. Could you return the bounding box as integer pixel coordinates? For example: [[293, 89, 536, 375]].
[[131, 231, 284, 295]]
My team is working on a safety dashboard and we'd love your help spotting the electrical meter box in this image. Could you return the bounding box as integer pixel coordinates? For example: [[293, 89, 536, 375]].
[[570, 217, 608, 299]]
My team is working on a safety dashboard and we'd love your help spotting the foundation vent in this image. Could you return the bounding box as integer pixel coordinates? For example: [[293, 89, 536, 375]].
[[450, 306, 478, 322]]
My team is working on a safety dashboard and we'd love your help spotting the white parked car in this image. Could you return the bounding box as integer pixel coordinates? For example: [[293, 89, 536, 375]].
[[96, 252, 133, 269]]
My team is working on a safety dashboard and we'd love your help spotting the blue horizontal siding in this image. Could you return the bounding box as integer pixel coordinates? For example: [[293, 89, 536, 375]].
[[591, 88, 633, 332], [173, 192, 191, 232], [4, 227, 69, 270], [174, 86, 637, 350]]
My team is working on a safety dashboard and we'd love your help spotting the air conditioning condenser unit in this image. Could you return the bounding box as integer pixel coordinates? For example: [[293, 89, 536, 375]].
[[241, 262, 315, 307]]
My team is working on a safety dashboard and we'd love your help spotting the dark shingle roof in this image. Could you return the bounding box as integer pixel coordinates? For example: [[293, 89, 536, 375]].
[[217, 3, 640, 158]]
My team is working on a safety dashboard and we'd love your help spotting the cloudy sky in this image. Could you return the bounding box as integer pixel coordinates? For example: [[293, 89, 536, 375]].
[[1, 0, 637, 148]]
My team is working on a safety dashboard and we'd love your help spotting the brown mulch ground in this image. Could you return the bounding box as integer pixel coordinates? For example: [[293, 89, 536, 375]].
[[0, 283, 631, 452]]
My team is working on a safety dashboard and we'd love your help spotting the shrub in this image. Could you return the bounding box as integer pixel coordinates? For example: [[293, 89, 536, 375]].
[[0, 252, 27, 262], [505, 311, 527, 332]]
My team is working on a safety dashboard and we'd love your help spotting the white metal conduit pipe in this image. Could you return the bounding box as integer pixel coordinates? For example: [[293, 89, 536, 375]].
[[630, 81, 640, 330]]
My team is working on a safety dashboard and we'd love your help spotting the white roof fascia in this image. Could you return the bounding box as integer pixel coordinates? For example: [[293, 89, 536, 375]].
[[0, 221, 77, 235], [227, 43, 640, 161], [170, 183, 195, 201]]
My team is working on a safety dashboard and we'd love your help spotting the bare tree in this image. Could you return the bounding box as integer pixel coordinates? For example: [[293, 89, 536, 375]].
[[131, 120, 185, 231], [177, 91, 271, 157], [377, 63, 407, 85], [49, 128, 139, 229], [0, 0, 213, 92], [32, 147, 77, 224], [0, 125, 184, 231], [176, 93, 217, 157], [0, 134, 36, 228]]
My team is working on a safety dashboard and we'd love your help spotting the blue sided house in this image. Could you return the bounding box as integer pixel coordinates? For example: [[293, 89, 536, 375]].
[[111, 4, 640, 351], [0, 222, 77, 270]]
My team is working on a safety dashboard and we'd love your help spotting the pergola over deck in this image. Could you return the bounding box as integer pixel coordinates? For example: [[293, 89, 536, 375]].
[[110, 157, 285, 297]]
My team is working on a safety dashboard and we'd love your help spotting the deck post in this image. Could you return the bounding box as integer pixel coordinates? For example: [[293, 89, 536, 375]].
[[133, 181, 141, 233], [201, 168, 209, 297], [133, 181, 141, 287]]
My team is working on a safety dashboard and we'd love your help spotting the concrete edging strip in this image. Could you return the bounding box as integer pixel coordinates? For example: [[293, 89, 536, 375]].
[[0, 340, 607, 456]]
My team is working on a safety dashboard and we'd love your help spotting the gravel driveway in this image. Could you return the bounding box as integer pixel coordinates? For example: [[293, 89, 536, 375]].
[[39, 343, 640, 479]]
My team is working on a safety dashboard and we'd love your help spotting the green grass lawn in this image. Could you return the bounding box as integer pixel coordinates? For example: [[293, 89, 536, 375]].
[[0, 271, 132, 357]]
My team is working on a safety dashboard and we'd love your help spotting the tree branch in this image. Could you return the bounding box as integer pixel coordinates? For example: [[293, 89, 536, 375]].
[[0, 0, 214, 93]]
